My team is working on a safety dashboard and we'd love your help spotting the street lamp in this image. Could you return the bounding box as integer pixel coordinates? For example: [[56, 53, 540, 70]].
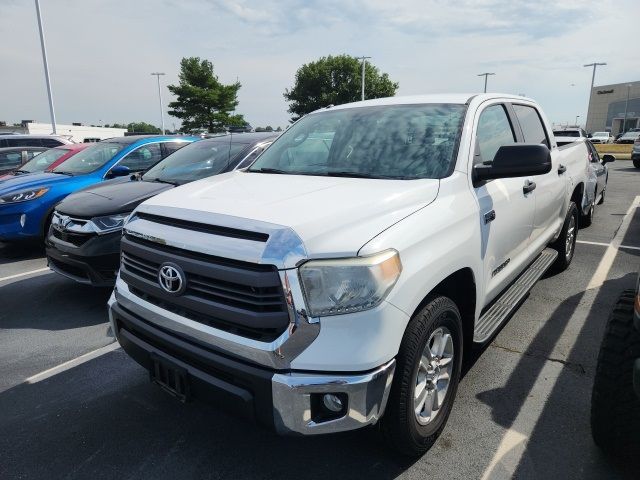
[[34, 0, 57, 134], [583, 62, 606, 132], [478, 73, 495, 93], [150, 72, 166, 134], [355, 56, 371, 101], [623, 84, 632, 134]]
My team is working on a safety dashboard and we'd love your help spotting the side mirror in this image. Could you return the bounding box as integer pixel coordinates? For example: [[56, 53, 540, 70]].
[[602, 154, 615, 164], [587, 133, 592, 138], [473, 144, 552, 183], [108, 165, 131, 178]]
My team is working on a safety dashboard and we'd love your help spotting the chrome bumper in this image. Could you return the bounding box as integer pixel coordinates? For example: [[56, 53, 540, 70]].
[[271, 359, 396, 435]]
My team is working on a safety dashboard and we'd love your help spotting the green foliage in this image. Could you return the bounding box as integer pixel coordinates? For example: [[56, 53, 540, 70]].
[[284, 54, 399, 121], [168, 57, 244, 133], [276, 126, 282, 132], [126, 122, 161, 134]]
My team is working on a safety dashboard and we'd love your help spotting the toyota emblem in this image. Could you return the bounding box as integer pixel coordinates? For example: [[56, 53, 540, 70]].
[[158, 263, 186, 295]]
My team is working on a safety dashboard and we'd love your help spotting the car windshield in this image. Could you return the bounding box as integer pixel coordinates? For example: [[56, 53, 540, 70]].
[[19, 148, 67, 173], [248, 104, 466, 179], [143, 140, 248, 185], [52, 142, 125, 174], [593, 132, 608, 137], [622, 132, 639, 138], [554, 130, 580, 137]]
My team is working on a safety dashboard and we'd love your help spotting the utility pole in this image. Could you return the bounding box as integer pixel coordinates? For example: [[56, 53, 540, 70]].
[[575, 115, 580, 126], [623, 84, 632, 133], [477, 73, 495, 93], [355, 56, 371, 101], [35, 0, 57, 134], [150, 72, 166, 134], [583, 62, 606, 132]]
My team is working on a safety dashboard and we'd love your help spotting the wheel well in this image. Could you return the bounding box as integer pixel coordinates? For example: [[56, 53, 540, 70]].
[[416, 268, 476, 359], [571, 182, 584, 206]]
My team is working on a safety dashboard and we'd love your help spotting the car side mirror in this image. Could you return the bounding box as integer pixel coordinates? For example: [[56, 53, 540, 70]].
[[473, 144, 552, 183], [602, 154, 615, 164], [587, 133, 592, 138], [108, 165, 131, 178]]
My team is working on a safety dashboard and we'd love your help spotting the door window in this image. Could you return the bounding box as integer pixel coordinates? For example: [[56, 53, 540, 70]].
[[0, 151, 23, 169], [118, 143, 162, 171], [41, 138, 64, 148], [475, 104, 516, 164], [7, 138, 41, 147], [513, 105, 549, 147]]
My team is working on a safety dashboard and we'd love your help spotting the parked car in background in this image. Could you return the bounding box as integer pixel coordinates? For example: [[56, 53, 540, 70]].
[[553, 127, 588, 146], [46, 132, 276, 286], [616, 131, 640, 144], [109, 94, 590, 456], [0, 134, 73, 148], [591, 269, 640, 457], [0, 147, 48, 176], [589, 132, 613, 144], [632, 139, 640, 168], [581, 141, 615, 227], [0, 136, 197, 242], [0, 143, 90, 180]]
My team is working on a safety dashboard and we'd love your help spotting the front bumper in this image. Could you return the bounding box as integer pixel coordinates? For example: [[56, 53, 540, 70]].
[[631, 151, 640, 160], [108, 296, 395, 435], [46, 228, 121, 286], [0, 200, 48, 241]]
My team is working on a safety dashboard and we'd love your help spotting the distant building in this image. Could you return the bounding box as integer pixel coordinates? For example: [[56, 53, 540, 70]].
[[585, 81, 640, 134], [0, 121, 127, 142]]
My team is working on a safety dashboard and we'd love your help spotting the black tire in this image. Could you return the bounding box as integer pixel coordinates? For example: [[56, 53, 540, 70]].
[[597, 185, 606, 205], [591, 290, 640, 457], [380, 295, 463, 456], [634, 159, 640, 169], [550, 201, 578, 272], [580, 201, 594, 228]]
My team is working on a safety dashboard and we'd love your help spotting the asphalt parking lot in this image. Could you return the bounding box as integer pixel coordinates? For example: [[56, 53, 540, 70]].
[[1, 162, 639, 480]]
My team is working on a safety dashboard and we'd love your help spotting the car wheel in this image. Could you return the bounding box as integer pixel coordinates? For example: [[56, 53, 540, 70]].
[[591, 290, 640, 457], [380, 295, 463, 456], [634, 159, 640, 169], [550, 201, 578, 272], [597, 186, 606, 205], [581, 202, 594, 228]]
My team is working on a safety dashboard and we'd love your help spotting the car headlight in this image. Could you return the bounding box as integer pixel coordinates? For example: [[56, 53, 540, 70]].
[[0, 188, 49, 204], [91, 213, 130, 233], [299, 249, 402, 317]]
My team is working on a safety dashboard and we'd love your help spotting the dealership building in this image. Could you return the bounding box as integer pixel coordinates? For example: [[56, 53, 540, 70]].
[[585, 80, 640, 134], [0, 121, 126, 143]]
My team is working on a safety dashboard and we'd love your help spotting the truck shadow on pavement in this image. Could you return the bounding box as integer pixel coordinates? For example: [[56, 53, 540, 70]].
[[0, 241, 45, 264]]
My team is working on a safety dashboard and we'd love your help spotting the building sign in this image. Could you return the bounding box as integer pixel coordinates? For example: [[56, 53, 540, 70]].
[[597, 89, 614, 94]]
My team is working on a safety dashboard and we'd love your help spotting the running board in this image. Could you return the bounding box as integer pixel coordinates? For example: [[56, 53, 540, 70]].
[[474, 248, 558, 343]]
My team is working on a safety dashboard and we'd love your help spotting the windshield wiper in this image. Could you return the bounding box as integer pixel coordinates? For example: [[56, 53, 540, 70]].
[[14, 170, 29, 175], [326, 171, 405, 179], [52, 171, 74, 176], [152, 178, 180, 186], [249, 167, 291, 175]]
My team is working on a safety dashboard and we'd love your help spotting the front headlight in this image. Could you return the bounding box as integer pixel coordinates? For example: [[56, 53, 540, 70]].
[[299, 249, 402, 317], [91, 213, 130, 233], [0, 188, 49, 204]]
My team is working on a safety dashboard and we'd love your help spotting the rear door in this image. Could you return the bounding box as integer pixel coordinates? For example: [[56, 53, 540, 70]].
[[472, 102, 536, 303], [586, 141, 607, 198], [511, 104, 564, 252]]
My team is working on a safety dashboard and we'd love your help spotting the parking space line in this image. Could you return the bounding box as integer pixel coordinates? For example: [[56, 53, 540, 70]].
[[0, 267, 51, 283], [481, 195, 640, 479], [577, 239, 640, 251], [25, 342, 120, 384]]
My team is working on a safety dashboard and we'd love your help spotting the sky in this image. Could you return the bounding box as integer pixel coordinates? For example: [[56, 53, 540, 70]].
[[1, 0, 638, 130]]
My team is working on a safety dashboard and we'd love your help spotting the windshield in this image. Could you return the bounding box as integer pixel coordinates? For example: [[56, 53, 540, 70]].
[[554, 130, 580, 137], [593, 132, 608, 137], [622, 132, 639, 138], [52, 142, 125, 175], [248, 104, 466, 179], [19, 148, 67, 173], [143, 140, 248, 184]]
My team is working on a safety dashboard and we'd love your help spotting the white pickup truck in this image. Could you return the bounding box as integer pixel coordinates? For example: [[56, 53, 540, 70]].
[[108, 94, 590, 455]]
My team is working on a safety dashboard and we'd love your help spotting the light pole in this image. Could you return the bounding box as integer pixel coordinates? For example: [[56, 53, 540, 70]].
[[355, 56, 371, 101], [34, 0, 57, 134], [583, 62, 606, 132], [623, 84, 632, 133], [150, 72, 166, 134], [575, 115, 580, 126], [478, 73, 495, 93]]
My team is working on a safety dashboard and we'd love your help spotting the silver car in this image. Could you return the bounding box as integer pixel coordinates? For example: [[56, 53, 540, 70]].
[[581, 141, 615, 227]]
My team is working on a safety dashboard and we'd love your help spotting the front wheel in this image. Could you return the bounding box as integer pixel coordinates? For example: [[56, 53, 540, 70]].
[[380, 295, 463, 456], [633, 159, 640, 169], [550, 201, 578, 273], [580, 202, 594, 228]]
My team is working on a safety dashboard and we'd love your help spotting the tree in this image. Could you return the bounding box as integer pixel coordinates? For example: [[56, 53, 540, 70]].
[[284, 54, 399, 121], [168, 57, 245, 133], [126, 122, 161, 134]]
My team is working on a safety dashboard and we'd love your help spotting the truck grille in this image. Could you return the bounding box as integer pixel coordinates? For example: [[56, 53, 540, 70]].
[[120, 234, 289, 342], [51, 227, 95, 247]]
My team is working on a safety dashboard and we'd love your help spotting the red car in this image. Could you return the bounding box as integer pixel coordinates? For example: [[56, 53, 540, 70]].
[[0, 143, 91, 181]]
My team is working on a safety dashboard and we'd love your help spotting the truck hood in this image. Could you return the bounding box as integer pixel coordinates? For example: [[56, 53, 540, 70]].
[[0, 172, 73, 193], [57, 180, 172, 217], [139, 171, 440, 259]]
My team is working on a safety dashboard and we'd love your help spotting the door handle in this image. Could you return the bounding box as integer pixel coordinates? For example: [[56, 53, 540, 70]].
[[558, 164, 567, 174], [523, 180, 536, 194]]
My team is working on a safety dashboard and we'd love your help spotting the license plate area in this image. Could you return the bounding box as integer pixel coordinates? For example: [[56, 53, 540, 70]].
[[150, 353, 190, 402]]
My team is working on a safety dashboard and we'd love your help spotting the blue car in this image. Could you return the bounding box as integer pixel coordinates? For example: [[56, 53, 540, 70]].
[[0, 135, 197, 242]]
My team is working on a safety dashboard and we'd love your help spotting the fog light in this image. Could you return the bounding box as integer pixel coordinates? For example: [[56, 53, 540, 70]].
[[19, 214, 26, 228], [322, 393, 343, 413]]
